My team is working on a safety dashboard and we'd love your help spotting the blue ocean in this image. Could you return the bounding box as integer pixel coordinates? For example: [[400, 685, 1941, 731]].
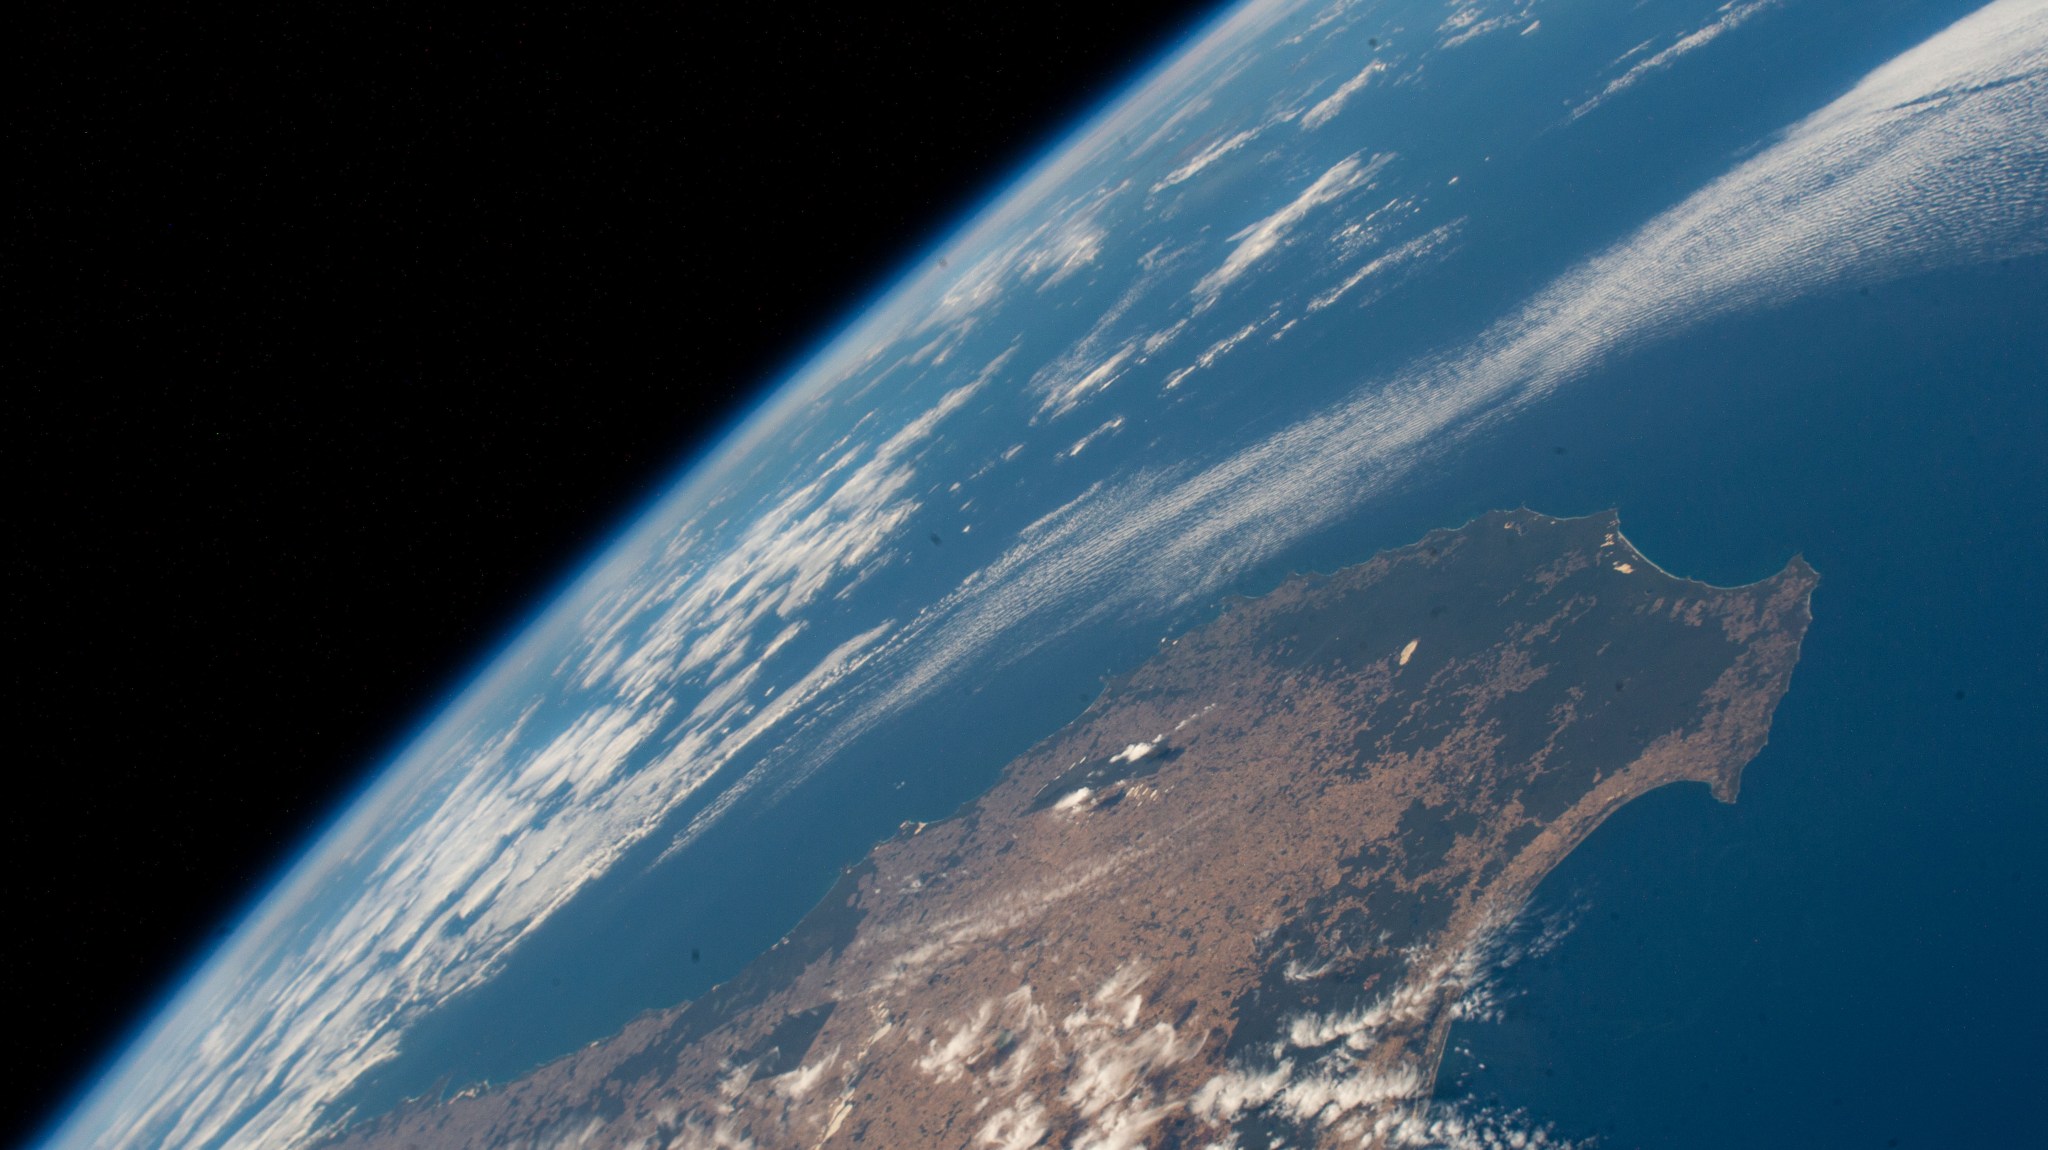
[[123, 1, 2045, 1145], [1424, 260, 2048, 1148], [344, 284, 2045, 1148]]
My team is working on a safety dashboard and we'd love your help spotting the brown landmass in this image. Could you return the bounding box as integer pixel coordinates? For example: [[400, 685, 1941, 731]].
[[327, 509, 1816, 1150]]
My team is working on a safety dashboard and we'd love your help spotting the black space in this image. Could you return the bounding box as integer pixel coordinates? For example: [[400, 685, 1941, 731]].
[[6, 1, 1216, 1140]]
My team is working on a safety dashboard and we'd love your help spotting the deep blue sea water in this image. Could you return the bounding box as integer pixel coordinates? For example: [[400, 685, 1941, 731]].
[[1424, 259, 2048, 1147], [322, 3, 2047, 1141], [344, 259, 2047, 1144]]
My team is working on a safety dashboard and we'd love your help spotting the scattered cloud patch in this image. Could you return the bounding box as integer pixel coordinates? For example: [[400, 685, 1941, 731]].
[[1153, 126, 1265, 192], [1300, 60, 1388, 130], [1181, 908, 1586, 1145], [1194, 152, 1394, 308], [1110, 741, 1159, 763], [1052, 787, 1096, 811], [1030, 262, 1172, 418], [1065, 416, 1129, 459], [1163, 319, 1263, 390], [1572, 1, 1779, 120], [1438, 0, 1542, 49], [1307, 220, 1462, 312]]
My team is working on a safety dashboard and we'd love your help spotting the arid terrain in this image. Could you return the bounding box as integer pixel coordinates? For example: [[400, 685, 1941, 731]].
[[329, 509, 1817, 1149]]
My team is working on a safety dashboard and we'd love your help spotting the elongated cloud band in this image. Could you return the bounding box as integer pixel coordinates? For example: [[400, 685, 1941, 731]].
[[860, 0, 2048, 739]]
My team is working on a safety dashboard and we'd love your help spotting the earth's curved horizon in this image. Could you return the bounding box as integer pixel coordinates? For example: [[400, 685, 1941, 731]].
[[41, 1, 2047, 1147]]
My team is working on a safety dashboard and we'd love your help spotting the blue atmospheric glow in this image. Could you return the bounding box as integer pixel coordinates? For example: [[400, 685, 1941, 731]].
[[34, 7, 1248, 1142]]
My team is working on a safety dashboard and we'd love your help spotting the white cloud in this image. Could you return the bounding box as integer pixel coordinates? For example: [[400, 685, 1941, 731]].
[[1040, 343, 1142, 418], [1029, 260, 1174, 418], [1153, 126, 1265, 192], [1300, 60, 1387, 130], [1307, 220, 1462, 312], [775, 1048, 836, 1098], [1284, 0, 1370, 49], [977, 1094, 1051, 1150], [856, 844, 1154, 993], [1438, 0, 1542, 50], [1190, 1060, 1295, 1121], [1163, 319, 1264, 390], [1572, 1, 1780, 120], [1194, 153, 1394, 307], [1175, 907, 1593, 1142], [1066, 416, 1128, 458], [668, 1116, 760, 1150], [906, 965, 1189, 1150], [1056, 964, 1190, 1150]]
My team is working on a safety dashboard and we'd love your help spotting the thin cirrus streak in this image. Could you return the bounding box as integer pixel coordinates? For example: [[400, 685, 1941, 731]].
[[1191, 151, 1395, 307], [1571, 0, 1782, 120], [1299, 59, 1387, 129], [839, 0, 2048, 766], [1438, 0, 1543, 51]]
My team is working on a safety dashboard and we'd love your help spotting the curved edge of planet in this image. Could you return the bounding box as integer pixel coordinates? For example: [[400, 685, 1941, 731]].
[[320, 508, 1817, 1150]]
